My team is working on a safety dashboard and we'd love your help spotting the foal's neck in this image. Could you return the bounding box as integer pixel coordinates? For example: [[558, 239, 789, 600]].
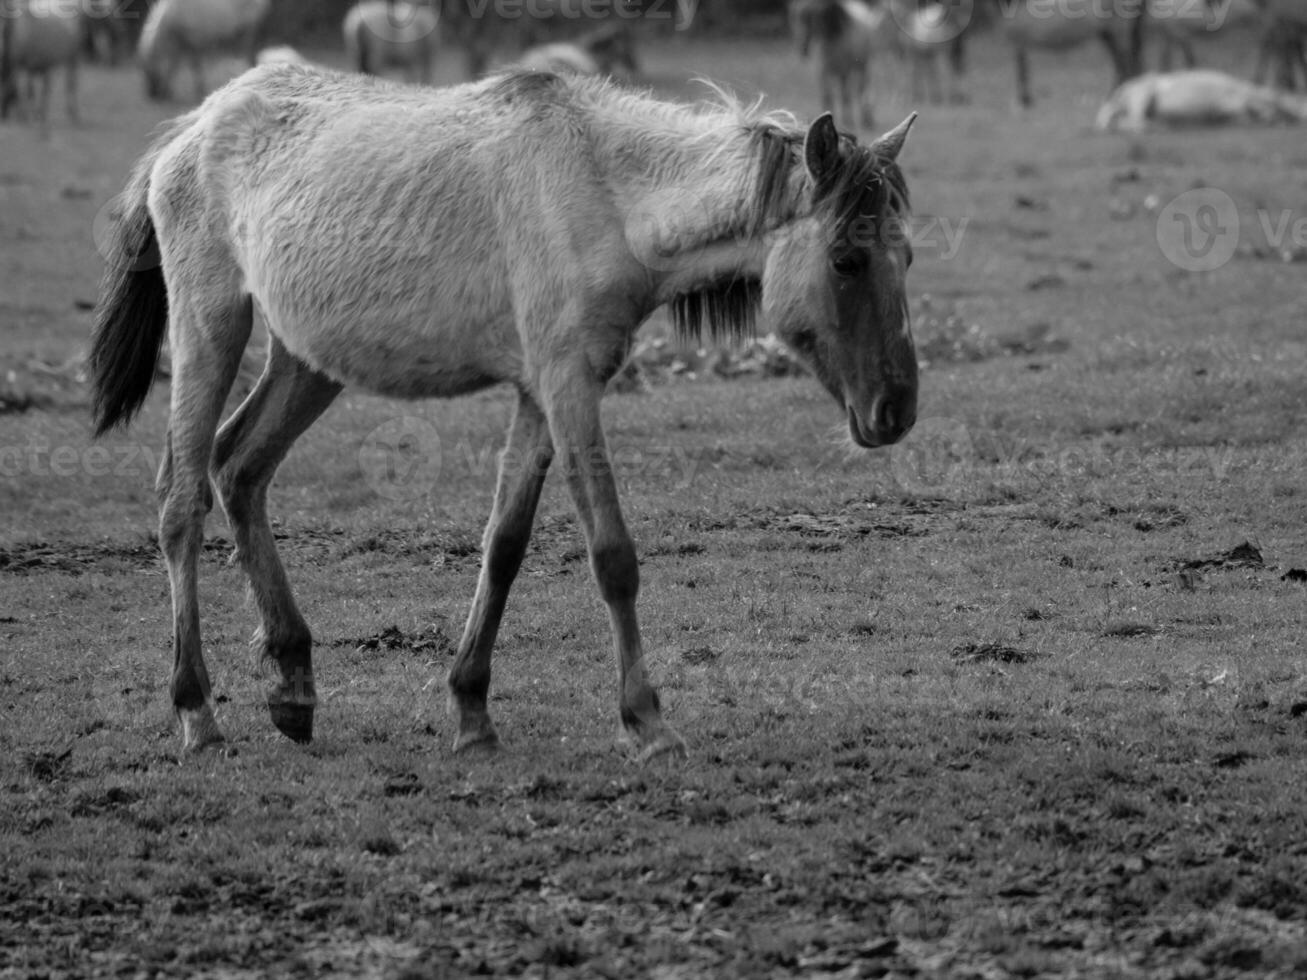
[[593, 104, 808, 294]]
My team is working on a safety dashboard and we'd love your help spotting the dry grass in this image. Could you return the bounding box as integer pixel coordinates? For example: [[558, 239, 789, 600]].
[[2, 26, 1307, 979]]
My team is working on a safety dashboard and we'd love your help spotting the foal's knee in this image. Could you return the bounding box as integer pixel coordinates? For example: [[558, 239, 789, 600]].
[[591, 538, 639, 604], [157, 480, 213, 556]]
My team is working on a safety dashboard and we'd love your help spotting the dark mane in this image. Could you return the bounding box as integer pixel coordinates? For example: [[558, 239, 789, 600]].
[[820, 138, 911, 230], [487, 69, 566, 106], [670, 124, 909, 344]]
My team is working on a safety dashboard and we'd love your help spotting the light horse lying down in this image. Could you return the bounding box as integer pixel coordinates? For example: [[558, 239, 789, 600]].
[[90, 64, 920, 759], [1096, 69, 1307, 130]]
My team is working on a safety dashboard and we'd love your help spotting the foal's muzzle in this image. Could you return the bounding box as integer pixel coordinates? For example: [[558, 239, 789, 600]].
[[848, 385, 916, 448]]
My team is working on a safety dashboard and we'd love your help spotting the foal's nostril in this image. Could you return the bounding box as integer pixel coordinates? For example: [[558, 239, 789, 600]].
[[877, 397, 898, 436], [875, 386, 917, 442]]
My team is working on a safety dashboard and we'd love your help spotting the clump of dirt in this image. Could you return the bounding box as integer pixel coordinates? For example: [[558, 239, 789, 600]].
[[0, 539, 160, 575], [950, 643, 1045, 664], [345, 624, 454, 657], [1173, 541, 1264, 572], [1102, 621, 1160, 639], [681, 646, 719, 665]]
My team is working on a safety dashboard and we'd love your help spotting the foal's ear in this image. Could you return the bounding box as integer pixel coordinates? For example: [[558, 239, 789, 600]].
[[870, 112, 918, 162], [803, 112, 841, 182]]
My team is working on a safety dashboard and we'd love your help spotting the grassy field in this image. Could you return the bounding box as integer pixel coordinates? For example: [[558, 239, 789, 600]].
[[3, 24, 1307, 979]]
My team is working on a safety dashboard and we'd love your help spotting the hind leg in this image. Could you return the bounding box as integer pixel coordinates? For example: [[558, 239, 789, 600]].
[[189, 51, 206, 102], [158, 292, 253, 752], [857, 67, 875, 131], [1014, 45, 1033, 108], [64, 59, 78, 124], [212, 335, 342, 744]]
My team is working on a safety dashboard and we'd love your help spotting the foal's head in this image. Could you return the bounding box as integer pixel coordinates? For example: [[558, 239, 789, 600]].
[[765, 112, 918, 448]]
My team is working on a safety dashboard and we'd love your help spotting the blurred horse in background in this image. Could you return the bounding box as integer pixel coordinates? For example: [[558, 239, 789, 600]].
[[789, 0, 895, 130], [990, 0, 1145, 107], [0, 0, 83, 124], [887, 0, 970, 106], [1149, 0, 1260, 70], [1252, 0, 1307, 90], [82, 0, 133, 66], [138, 0, 270, 101], [1096, 67, 1307, 130], [515, 23, 639, 78], [343, 0, 440, 84]]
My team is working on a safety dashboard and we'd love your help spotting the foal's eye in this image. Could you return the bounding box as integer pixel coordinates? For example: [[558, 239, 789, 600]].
[[832, 253, 862, 278]]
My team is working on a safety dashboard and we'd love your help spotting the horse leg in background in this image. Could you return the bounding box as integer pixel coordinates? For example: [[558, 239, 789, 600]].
[[1098, 29, 1131, 88], [157, 289, 253, 752], [447, 393, 554, 752], [242, 22, 261, 68], [1174, 36, 1197, 70], [0, 14, 13, 120], [211, 335, 342, 744], [31, 70, 48, 124], [419, 36, 434, 85], [1121, 12, 1146, 80], [1274, 33, 1307, 91], [1158, 35, 1174, 72], [1252, 24, 1272, 85], [944, 35, 967, 104], [918, 49, 942, 105], [189, 49, 205, 102], [539, 369, 686, 761], [1014, 43, 1033, 107], [856, 64, 874, 131], [818, 64, 836, 126], [64, 54, 78, 123], [835, 72, 852, 131]]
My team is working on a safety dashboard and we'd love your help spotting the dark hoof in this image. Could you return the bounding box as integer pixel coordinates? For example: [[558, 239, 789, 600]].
[[269, 701, 314, 743], [452, 726, 500, 754]]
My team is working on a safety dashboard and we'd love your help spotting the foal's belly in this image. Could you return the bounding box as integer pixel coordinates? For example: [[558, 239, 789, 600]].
[[251, 274, 523, 400]]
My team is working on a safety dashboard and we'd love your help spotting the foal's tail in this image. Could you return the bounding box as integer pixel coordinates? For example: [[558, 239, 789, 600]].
[[90, 120, 185, 437]]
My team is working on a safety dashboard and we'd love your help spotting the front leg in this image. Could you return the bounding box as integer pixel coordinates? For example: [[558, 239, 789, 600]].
[[447, 393, 554, 752], [190, 51, 206, 102], [1014, 44, 1033, 109], [540, 370, 686, 761]]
